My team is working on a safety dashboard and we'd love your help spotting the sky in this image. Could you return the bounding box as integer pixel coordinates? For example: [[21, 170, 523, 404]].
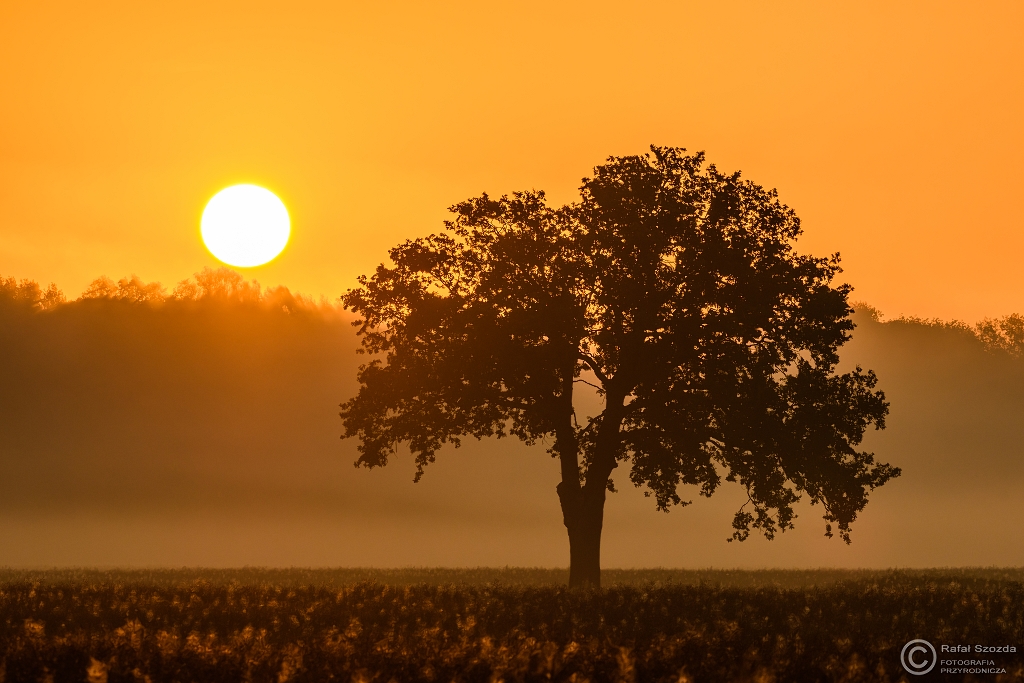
[[2, 1, 1023, 321]]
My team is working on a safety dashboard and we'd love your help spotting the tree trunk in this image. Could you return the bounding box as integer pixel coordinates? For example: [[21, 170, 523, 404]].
[[552, 357, 619, 589], [558, 481, 607, 588]]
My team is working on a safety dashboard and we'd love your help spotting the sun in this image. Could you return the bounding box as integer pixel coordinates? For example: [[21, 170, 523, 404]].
[[201, 185, 290, 267]]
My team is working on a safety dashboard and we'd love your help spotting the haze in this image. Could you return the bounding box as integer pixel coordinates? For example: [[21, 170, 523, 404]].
[[1, 278, 1022, 567], [2, 2, 1023, 321]]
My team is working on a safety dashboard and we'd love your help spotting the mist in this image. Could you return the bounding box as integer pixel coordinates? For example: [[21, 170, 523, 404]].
[[1, 275, 1022, 568]]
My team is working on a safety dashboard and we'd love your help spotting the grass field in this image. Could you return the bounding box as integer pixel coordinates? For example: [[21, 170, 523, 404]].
[[2, 568, 1022, 682]]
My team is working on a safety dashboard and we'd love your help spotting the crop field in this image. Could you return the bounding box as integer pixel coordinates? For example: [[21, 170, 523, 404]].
[[1, 568, 1023, 682]]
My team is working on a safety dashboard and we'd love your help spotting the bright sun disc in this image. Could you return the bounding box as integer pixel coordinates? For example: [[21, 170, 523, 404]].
[[201, 185, 290, 267]]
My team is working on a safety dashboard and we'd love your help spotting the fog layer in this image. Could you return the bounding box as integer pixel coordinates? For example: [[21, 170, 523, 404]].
[[1, 288, 1022, 567]]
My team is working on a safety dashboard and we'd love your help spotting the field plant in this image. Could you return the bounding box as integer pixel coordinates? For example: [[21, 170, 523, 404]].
[[1, 569, 1022, 682]]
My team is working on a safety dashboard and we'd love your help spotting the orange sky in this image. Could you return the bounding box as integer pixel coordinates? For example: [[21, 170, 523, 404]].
[[2, 1, 1022, 322]]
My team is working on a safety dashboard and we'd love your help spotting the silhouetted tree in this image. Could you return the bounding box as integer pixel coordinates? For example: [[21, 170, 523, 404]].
[[0, 275, 65, 311], [340, 147, 899, 587], [172, 267, 262, 303], [74, 268, 318, 312], [977, 314, 1024, 356], [82, 275, 166, 303]]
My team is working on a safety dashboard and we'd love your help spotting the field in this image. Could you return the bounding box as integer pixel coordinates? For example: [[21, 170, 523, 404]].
[[2, 568, 1023, 682]]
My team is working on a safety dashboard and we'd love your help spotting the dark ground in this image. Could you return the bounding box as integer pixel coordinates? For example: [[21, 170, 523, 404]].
[[1, 568, 1022, 682]]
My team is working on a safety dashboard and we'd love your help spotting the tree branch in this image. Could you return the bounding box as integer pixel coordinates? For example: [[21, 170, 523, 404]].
[[577, 352, 610, 388], [573, 377, 603, 392]]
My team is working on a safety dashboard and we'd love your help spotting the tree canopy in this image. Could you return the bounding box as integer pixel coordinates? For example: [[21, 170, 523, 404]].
[[340, 146, 899, 587]]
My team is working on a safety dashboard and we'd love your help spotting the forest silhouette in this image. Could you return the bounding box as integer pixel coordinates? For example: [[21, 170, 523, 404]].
[[2, 270, 1024, 569], [1, 274, 1024, 569], [0, 268, 351, 516]]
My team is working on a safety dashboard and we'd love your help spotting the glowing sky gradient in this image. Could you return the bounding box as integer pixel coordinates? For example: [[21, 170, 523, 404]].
[[1, 1, 1021, 321]]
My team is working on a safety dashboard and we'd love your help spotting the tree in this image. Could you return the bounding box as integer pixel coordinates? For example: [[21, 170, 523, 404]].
[[977, 314, 1024, 356], [340, 147, 899, 588], [0, 275, 65, 311]]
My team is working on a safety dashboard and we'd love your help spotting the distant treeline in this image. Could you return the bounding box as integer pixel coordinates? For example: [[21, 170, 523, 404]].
[[0, 268, 357, 521], [4, 270, 1023, 354], [4, 270, 1023, 359], [851, 303, 1023, 357], [0, 268, 334, 314], [2, 270, 1024, 567]]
